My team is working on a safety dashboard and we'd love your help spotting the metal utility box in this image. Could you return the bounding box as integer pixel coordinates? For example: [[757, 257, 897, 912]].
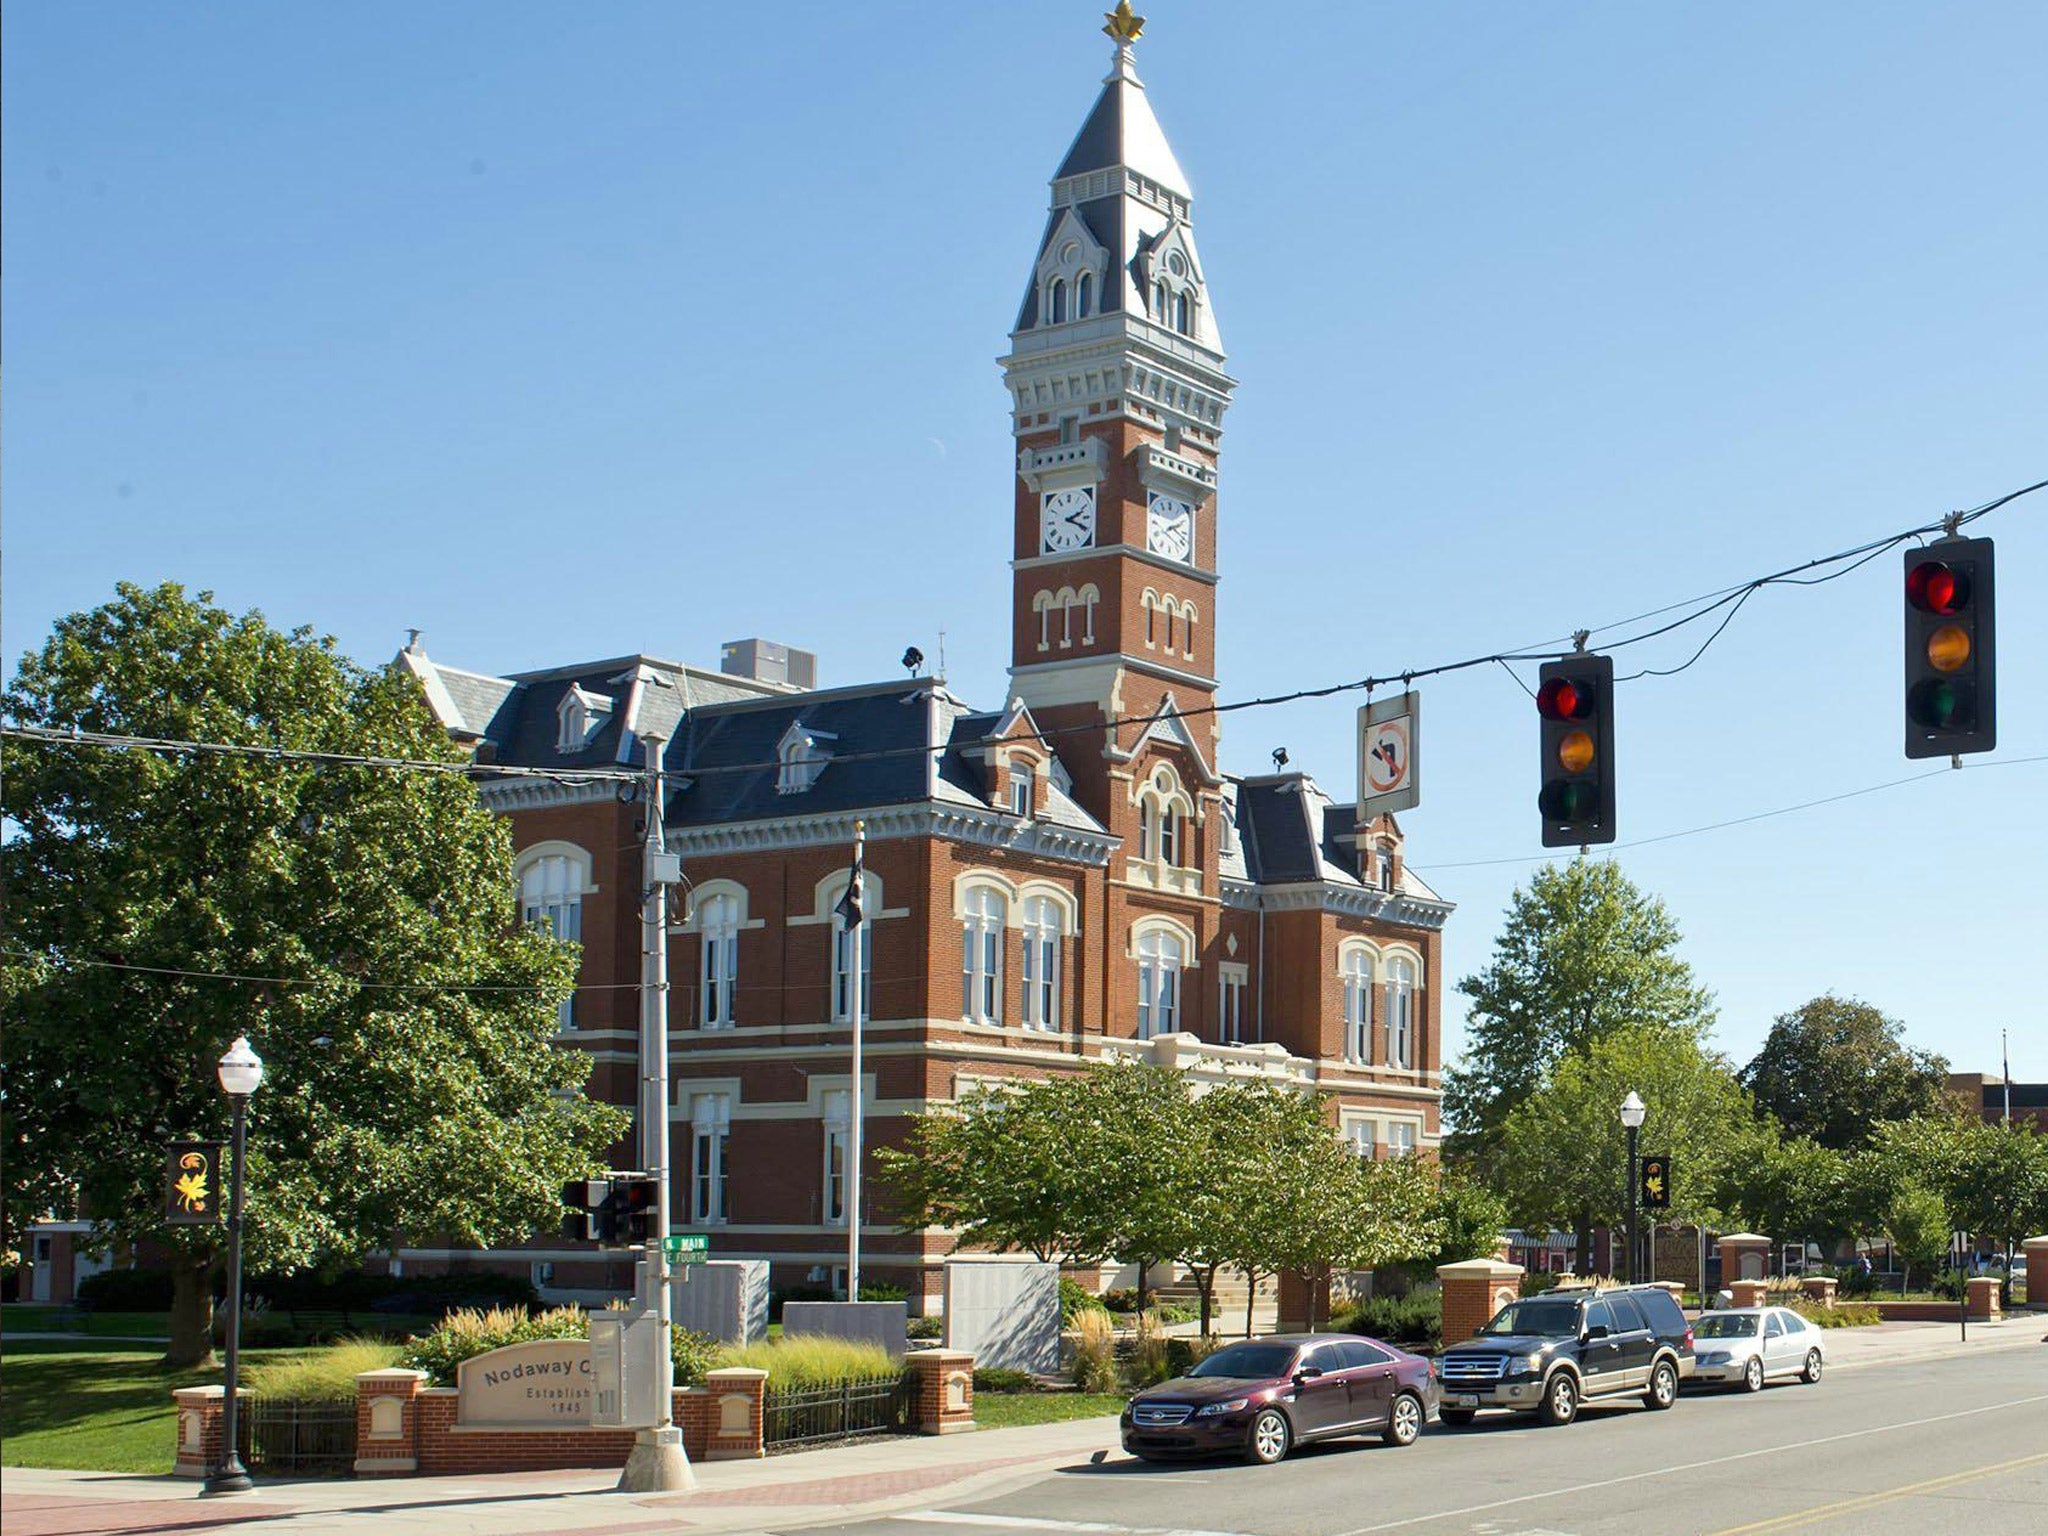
[[589, 1309, 664, 1429]]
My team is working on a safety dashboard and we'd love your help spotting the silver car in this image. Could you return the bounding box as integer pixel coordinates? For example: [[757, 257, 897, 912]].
[[1689, 1307, 1826, 1392]]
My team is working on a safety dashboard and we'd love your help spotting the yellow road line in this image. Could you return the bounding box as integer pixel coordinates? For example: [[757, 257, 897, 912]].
[[1705, 1448, 2048, 1536]]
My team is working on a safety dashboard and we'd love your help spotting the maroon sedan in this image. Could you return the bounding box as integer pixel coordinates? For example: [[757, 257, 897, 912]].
[[1121, 1333, 1439, 1465]]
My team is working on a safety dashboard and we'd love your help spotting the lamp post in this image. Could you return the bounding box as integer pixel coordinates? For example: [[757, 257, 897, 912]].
[[1619, 1091, 1646, 1286], [203, 1035, 263, 1498]]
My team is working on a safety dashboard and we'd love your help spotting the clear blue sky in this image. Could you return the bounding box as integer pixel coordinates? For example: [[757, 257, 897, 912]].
[[6, 2, 2044, 1082]]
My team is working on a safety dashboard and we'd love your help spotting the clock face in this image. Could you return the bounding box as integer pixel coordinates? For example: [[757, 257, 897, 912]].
[[1040, 487, 1096, 553], [1146, 493, 1194, 562]]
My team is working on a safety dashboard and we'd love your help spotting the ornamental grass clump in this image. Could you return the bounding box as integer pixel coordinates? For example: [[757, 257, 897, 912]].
[[1130, 1309, 1173, 1387], [404, 1304, 588, 1385], [1069, 1306, 1118, 1394], [242, 1337, 405, 1402], [718, 1334, 898, 1388]]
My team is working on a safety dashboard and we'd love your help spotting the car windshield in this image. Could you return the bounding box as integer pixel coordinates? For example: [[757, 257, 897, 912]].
[[1695, 1314, 1762, 1339], [1480, 1299, 1581, 1337], [1188, 1344, 1297, 1379]]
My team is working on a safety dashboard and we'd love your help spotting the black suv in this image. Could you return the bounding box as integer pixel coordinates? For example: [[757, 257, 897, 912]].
[[1434, 1285, 1694, 1427]]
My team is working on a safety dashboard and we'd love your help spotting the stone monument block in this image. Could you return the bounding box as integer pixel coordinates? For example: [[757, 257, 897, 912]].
[[782, 1299, 907, 1357], [671, 1259, 769, 1344], [943, 1257, 1060, 1375]]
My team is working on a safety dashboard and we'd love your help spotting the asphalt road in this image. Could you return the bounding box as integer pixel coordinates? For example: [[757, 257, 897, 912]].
[[796, 1348, 2048, 1536]]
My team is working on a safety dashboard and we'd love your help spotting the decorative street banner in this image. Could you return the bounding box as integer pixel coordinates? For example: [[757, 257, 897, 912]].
[[165, 1141, 227, 1225], [1639, 1154, 1673, 1211], [1358, 691, 1421, 817]]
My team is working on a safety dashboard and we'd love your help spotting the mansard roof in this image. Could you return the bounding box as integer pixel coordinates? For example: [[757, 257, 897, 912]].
[[1231, 772, 1445, 904]]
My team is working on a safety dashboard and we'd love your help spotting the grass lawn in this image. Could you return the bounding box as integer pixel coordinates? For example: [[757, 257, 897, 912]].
[[0, 1344, 321, 1473], [973, 1391, 1125, 1428]]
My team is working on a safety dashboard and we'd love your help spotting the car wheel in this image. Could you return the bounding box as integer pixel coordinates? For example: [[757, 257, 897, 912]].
[[1644, 1358, 1679, 1411], [1438, 1408, 1476, 1427], [1246, 1407, 1292, 1465], [1383, 1392, 1423, 1447], [1538, 1372, 1579, 1426], [1742, 1356, 1765, 1393], [1802, 1349, 1824, 1384]]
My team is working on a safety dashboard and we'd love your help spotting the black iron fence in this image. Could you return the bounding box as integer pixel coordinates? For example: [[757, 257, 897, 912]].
[[763, 1374, 912, 1449], [245, 1398, 358, 1477]]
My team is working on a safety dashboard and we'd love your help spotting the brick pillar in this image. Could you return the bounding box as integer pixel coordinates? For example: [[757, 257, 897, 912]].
[[1715, 1233, 1772, 1285], [905, 1349, 975, 1435], [701, 1367, 768, 1460], [353, 1368, 427, 1476], [1799, 1277, 1838, 1306], [1436, 1259, 1523, 1350], [1966, 1276, 2001, 1320], [1727, 1279, 1769, 1309], [2022, 1236, 2048, 1308], [171, 1386, 247, 1479]]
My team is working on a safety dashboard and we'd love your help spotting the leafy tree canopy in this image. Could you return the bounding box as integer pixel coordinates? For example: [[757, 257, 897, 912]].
[[1445, 860, 1715, 1159], [1490, 1023, 1752, 1240], [1, 583, 628, 1363], [1738, 994, 1950, 1150]]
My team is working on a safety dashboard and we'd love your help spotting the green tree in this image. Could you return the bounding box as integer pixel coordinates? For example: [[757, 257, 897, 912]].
[[1883, 1182, 1951, 1292], [1423, 1163, 1513, 1269], [1172, 1079, 1298, 1335], [1719, 1134, 1855, 1256], [1737, 995, 1950, 1150], [1446, 861, 1715, 1161], [1490, 1024, 1752, 1272], [1, 583, 628, 1366]]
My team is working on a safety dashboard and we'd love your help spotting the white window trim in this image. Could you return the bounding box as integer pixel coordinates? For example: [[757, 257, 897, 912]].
[[1339, 940, 1377, 1066], [961, 884, 1005, 1026]]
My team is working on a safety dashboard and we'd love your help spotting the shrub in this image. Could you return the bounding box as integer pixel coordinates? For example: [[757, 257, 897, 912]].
[[720, 1335, 898, 1388], [1070, 1308, 1118, 1394], [404, 1304, 589, 1385], [1059, 1277, 1107, 1322], [1166, 1334, 1223, 1377], [1154, 1302, 1198, 1325], [1129, 1310, 1173, 1387], [1330, 1289, 1441, 1349], [973, 1367, 1037, 1394], [672, 1328, 721, 1388], [1101, 1286, 1142, 1314], [1518, 1272, 1562, 1298], [1790, 1299, 1879, 1328], [243, 1337, 404, 1402], [906, 1315, 943, 1340], [857, 1281, 907, 1302], [1835, 1266, 1880, 1298], [1929, 1272, 1964, 1301], [77, 1267, 179, 1312]]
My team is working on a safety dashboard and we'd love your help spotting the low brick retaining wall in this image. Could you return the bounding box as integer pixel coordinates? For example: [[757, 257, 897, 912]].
[[1870, 1300, 1971, 1322], [175, 1350, 973, 1478]]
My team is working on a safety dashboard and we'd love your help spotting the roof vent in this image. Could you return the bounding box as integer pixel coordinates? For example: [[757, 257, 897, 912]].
[[720, 638, 817, 690]]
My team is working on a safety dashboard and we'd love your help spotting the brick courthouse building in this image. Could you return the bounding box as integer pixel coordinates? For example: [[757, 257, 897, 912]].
[[400, 19, 1453, 1311]]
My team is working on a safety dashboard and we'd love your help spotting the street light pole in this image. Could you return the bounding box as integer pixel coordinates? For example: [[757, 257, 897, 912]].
[[1619, 1091, 1647, 1287], [203, 1036, 263, 1498]]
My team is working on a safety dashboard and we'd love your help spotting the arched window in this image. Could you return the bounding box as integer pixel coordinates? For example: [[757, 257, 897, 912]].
[[1049, 279, 1068, 324], [1138, 799, 1159, 862], [1056, 586, 1078, 648], [1032, 589, 1055, 652], [1159, 804, 1181, 867], [961, 885, 1005, 1025], [1387, 955, 1417, 1069], [1341, 946, 1375, 1064], [833, 910, 872, 1024], [1076, 584, 1099, 645], [1154, 280, 1169, 319], [1136, 928, 1185, 1039], [1174, 291, 1192, 335], [1162, 601, 1176, 653], [1021, 894, 1062, 1032], [1180, 600, 1198, 658], [699, 893, 739, 1029], [1076, 271, 1093, 317], [1142, 590, 1159, 648], [519, 848, 587, 1033], [1377, 841, 1397, 892]]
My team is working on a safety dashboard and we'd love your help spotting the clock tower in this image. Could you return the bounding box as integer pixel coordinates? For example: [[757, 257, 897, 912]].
[[1002, 7, 1236, 830]]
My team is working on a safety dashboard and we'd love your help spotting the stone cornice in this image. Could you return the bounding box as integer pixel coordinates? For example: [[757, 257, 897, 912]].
[[1219, 876, 1453, 931], [476, 779, 623, 813], [663, 801, 1118, 867]]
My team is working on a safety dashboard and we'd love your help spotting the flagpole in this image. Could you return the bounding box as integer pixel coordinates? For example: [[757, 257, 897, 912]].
[[846, 819, 866, 1302]]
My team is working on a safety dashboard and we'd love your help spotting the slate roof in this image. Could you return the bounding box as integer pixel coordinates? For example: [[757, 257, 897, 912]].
[[1054, 50, 1190, 195], [1229, 773, 1444, 903]]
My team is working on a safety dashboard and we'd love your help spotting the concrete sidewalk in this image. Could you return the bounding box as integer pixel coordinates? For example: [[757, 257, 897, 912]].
[[3, 1318, 2039, 1536]]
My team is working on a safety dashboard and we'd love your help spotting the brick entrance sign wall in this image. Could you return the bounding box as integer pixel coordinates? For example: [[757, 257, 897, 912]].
[[171, 1386, 247, 1479]]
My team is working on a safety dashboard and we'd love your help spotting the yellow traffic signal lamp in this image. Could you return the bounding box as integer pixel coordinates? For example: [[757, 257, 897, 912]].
[[1537, 654, 1616, 847], [1904, 538, 1995, 759]]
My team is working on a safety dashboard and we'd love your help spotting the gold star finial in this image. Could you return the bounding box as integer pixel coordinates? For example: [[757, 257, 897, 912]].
[[1103, 2, 1146, 45]]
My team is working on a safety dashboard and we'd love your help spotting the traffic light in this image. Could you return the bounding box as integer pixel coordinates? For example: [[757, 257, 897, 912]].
[[1904, 537, 1995, 759], [1639, 1154, 1672, 1212], [602, 1176, 660, 1245], [1536, 653, 1616, 847], [561, 1177, 610, 1242]]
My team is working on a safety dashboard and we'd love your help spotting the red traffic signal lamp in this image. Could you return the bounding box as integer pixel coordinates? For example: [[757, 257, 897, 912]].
[[1537, 653, 1616, 847], [1904, 537, 1995, 759]]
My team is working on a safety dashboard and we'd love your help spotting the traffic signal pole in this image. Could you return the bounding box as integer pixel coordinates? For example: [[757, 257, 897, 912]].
[[620, 731, 691, 1494]]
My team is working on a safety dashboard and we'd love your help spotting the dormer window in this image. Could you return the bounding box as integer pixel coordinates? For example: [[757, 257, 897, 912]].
[[1049, 278, 1068, 324], [1174, 291, 1192, 335], [776, 720, 834, 794], [1011, 761, 1036, 819], [1378, 840, 1397, 892], [555, 686, 610, 753], [1076, 271, 1093, 317]]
